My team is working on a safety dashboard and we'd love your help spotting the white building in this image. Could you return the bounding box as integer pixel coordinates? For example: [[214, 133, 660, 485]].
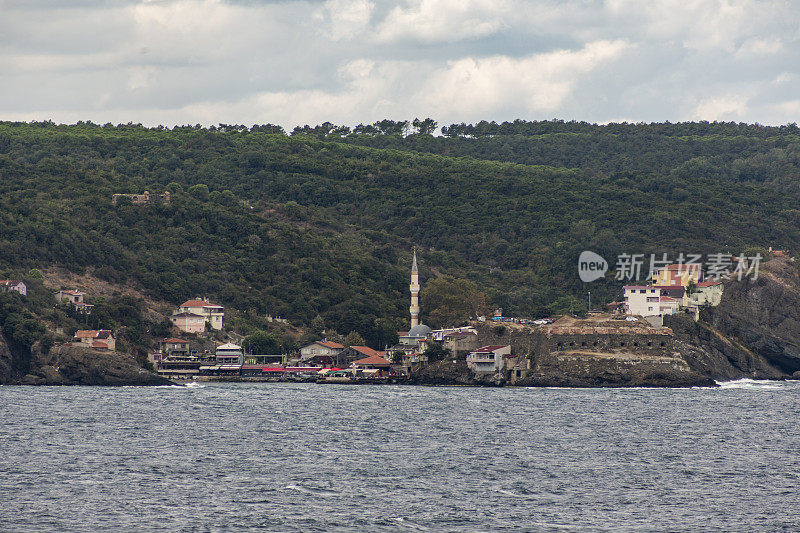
[[215, 343, 243, 365], [1, 280, 26, 296], [623, 286, 662, 317], [466, 345, 511, 374]]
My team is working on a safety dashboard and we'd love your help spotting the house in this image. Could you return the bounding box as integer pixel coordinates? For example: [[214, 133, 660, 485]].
[[175, 298, 224, 330], [442, 331, 479, 355], [55, 289, 94, 314], [652, 264, 702, 287], [467, 345, 511, 374], [299, 341, 345, 366], [170, 312, 206, 334], [623, 285, 662, 317], [157, 338, 190, 362], [0, 280, 26, 296], [215, 343, 243, 373], [334, 345, 386, 368], [73, 330, 116, 351], [350, 354, 393, 377], [658, 296, 681, 316], [689, 281, 724, 307], [55, 289, 84, 304]]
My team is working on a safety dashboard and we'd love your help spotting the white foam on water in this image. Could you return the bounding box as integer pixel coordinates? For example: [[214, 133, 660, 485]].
[[392, 517, 429, 531], [715, 378, 784, 390], [284, 484, 338, 496], [494, 488, 524, 497]]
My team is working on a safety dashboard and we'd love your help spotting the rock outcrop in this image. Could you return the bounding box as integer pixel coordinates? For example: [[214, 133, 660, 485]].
[[666, 314, 784, 380], [1, 341, 172, 386], [705, 255, 800, 376]]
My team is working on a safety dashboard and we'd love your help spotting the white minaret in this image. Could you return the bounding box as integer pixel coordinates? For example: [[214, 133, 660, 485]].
[[410, 248, 420, 328]]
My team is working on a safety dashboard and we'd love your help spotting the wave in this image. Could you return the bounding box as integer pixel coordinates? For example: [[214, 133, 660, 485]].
[[284, 484, 339, 497], [715, 378, 785, 390], [154, 381, 206, 389]]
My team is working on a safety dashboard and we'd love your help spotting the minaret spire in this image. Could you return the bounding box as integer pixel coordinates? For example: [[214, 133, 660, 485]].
[[410, 248, 420, 328]]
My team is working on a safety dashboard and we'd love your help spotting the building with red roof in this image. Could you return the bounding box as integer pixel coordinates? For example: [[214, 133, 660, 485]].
[[174, 298, 224, 330], [467, 345, 511, 374], [73, 330, 115, 351], [299, 340, 346, 366]]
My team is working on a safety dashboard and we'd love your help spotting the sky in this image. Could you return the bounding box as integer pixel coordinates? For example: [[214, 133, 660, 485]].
[[1, 0, 799, 129]]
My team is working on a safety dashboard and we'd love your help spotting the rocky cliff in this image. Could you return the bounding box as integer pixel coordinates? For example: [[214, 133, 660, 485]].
[[665, 314, 785, 380], [0, 338, 172, 386], [704, 255, 800, 377]]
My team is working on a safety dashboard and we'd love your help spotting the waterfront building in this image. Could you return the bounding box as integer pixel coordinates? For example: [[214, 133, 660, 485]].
[[299, 341, 345, 366], [466, 345, 511, 374]]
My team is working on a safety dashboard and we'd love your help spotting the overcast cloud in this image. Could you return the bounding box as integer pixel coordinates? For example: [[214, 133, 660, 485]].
[[1, 0, 799, 128]]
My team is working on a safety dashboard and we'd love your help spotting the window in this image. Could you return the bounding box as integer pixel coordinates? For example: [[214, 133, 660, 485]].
[[648, 306, 653, 311]]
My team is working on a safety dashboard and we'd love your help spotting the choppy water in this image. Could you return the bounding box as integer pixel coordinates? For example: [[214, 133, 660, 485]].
[[2, 380, 800, 532]]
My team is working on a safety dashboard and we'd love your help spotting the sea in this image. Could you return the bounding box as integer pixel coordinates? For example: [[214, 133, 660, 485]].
[[1, 380, 799, 532]]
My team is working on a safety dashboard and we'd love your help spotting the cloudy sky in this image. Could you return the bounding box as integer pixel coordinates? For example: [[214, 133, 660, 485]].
[[2, 0, 799, 128]]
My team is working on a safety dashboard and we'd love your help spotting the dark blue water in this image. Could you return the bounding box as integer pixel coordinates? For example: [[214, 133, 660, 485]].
[[2, 380, 799, 532]]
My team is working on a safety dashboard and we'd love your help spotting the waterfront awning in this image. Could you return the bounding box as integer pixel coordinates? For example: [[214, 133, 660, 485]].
[[199, 366, 219, 371], [219, 365, 242, 370]]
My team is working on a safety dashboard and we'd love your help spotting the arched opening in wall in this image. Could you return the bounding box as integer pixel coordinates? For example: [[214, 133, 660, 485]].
[[647, 342, 652, 347], [581, 341, 587, 347], [660, 342, 666, 347], [569, 342, 575, 347], [633, 342, 639, 347], [620, 342, 626, 347], [557, 343, 563, 350]]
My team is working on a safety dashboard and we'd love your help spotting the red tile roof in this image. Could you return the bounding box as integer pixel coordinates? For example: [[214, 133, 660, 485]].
[[353, 355, 392, 366], [180, 299, 223, 308], [350, 346, 381, 357], [92, 341, 109, 349], [474, 345, 509, 353], [162, 338, 189, 344], [318, 341, 344, 349], [697, 281, 722, 287]]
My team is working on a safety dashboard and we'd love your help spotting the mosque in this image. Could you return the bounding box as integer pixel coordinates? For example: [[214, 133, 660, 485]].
[[386, 249, 432, 360]]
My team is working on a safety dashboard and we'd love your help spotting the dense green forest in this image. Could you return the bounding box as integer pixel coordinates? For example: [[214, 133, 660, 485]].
[[1, 119, 798, 347]]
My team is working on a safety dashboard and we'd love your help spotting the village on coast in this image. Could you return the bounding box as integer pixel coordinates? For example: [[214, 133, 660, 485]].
[[3, 238, 772, 386]]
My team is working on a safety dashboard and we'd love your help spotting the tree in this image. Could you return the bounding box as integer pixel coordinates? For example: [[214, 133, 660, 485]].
[[243, 330, 281, 354], [423, 341, 449, 363], [412, 118, 437, 135], [188, 183, 209, 200], [421, 276, 488, 328], [344, 330, 365, 347]]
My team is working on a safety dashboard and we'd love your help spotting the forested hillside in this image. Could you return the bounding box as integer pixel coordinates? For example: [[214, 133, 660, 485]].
[[1, 119, 798, 344]]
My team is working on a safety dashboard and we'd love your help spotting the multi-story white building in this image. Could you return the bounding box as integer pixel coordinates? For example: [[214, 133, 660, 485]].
[[624, 285, 661, 316], [466, 345, 511, 374], [176, 298, 224, 330]]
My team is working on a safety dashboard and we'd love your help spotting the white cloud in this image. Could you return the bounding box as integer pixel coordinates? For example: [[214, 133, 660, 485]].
[[735, 37, 783, 59], [691, 94, 750, 121], [375, 0, 511, 43], [316, 0, 375, 40], [418, 39, 630, 115], [1, 0, 800, 127]]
